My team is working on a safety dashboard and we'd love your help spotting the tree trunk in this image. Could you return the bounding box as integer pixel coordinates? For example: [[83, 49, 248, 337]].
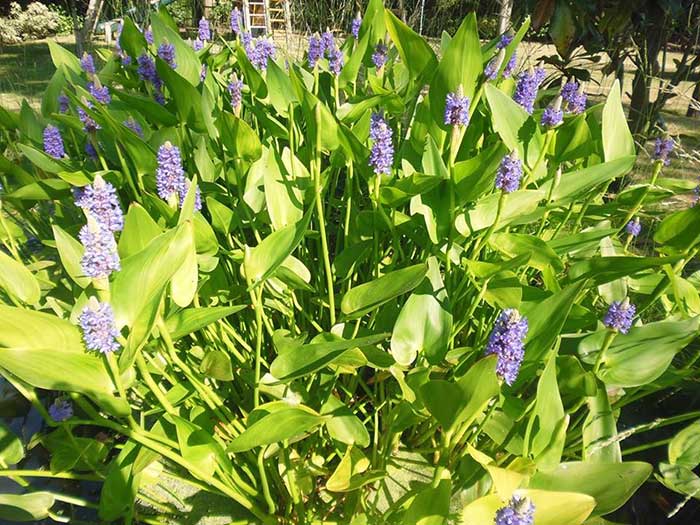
[[68, 0, 83, 54], [80, 0, 105, 50], [687, 81, 700, 117], [498, 0, 514, 34]]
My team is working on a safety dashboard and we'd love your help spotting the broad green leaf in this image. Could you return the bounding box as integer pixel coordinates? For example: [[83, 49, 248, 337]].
[[583, 383, 621, 463], [118, 17, 148, 62], [218, 112, 262, 163], [530, 462, 652, 515], [489, 233, 562, 272], [0, 250, 40, 304], [322, 395, 371, 447], [118, 203, 162, 259], [171, 415, 227, 478], [265, 60, 298, 116], [669, 420, 700, 469], [244, 209, 312, 285], [228, 407, 324, 452], [0, 421, 24, 466], [201, 350, 234, 381], [150, 12, 201, 85], [156, 59, 208, 133], [529, 354, 566, 468], [270, 333, 389, 382], [569, 255, 680, 286], [404, 474, 451, 525], [597, 316, 700, 387], [0, 492, 55, 522], [99, 440, 141, 521], [602, 80, 635, 161], [461, 490, 595, 525], [262, 146, 304, 230], [326, 446, 371, 492], [391, 257, 452, 366], [47, 41, 81, 75], [385, 9, 437, 88], [165, 305, 247, 340], [341, 263, 428, 319], [429, 13, 481, 127], [455, 190, 545, 236], [654, 206, 700, 254]]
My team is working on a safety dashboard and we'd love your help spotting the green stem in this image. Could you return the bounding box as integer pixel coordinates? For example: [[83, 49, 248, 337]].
[[593, 330, 618, 374], [135, 352, 176, 414], [621, 160, 663, 228], [472, 191, 506, 258]]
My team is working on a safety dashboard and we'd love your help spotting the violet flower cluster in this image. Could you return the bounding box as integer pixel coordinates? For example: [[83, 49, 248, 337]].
[[244, 35, 276, 71], [653, 137, 674, 165], [228, 74, 244, 112], [88, 82, 111, 105], [79, 300, 121, 354], [485, 33, 516, 80], [77, 105, 100, 134], [308, 31, 343, 75], [513, 67, 545, 114], [541, 98, 563, 128], [74, 176, 124, 232], [49, 398, 73, 422], [372, 42, 388, 70], [495, 153, 524, 193], [43, 125, 65, 159], [124, 117, 143, 137], [158, 42, 177, 69], [351, 14, 362, 39], [561, 80, 587, 114], [144, 27, 154, 45], [495, 496, 535, 525], [369, 112, 394, 175], [80, 52, 96, 75], [626, 218, 641, 237], [58, 93, 70, 113], [230, 7, 242, 35], [603, 300, 636, 334], [137, 52, 165, 104], [444, 90, 470, 127], [485, 309, 529, 386], [156, 142, 201, 211], [79, 219, 121, 279]]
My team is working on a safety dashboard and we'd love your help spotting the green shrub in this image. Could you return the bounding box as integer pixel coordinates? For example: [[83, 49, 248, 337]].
[[0, 1, 698, 523]]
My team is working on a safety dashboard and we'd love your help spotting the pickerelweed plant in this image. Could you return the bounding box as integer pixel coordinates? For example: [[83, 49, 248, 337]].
[[0, 1, 699, 523]]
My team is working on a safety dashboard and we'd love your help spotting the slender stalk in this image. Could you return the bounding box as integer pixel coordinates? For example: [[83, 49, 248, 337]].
[[471, 191, 507, 258], [135, 352, 175, 414], [621, 160, 663, 228]]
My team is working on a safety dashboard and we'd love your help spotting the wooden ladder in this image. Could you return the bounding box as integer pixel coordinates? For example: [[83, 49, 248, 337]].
[[241, 0, 291, 36]]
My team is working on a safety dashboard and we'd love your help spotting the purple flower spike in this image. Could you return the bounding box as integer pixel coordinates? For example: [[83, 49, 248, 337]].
[[200, 64, 207, 82], [693, 185, 700, 207], [308, 34, 323, 68], [328, 46, 344, 76], [77, 105, 100, 133], [497, 33, 514, 49], [79, 299, 121, 354], [74, 175, 124, 232], [85, 141, 98, 160], [228, 74, 244, 112], [88, 82, 111, 105], [372, 42, 388, 70], [513, 67, 546, 114], [144, 27, 154, 45], [626, 218, 641, 237], [444, 89, 470, 127], [158, 42, 177, 69], [198, 17, 211, 42], [43, 125, 65, 159], [49, 399, 73, 422], [351, 14, 361, 39], [193, 38, 204, 51], [321, 30, 335, 54], [495, 152, 523, 193], [653, 137, 674, 165], [79, 218, 120, 279], [561, 80, 587, 114], [81, 52, 96, 75], [485, 309, 529, 386], [156, 142, 187, 203], [249, 37, 275, 71], [124, 117, 143, 137], [603, 300, 636, 334], [503, 53, 517, 78], [541, 104, 563, 128], [137, 53, 157, 82], [495, 495, 535, 525], [58, 93, 70, 113], [230, 8, 242, 34], [180, 179, 202, 212], [369, 112, 394, 175]]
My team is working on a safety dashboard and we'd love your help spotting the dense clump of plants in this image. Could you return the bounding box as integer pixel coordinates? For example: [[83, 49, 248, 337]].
[[0, 0, 699, 523]]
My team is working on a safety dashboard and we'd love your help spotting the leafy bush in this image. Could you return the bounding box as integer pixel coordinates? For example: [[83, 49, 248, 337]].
[[0, 1, 699, 523], [0, 1, 60, 43], [48, 3, 77, 36], [0, 18, 22, 45]]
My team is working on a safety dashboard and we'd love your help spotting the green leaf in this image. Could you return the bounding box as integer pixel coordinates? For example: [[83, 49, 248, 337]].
[[0, 250, 40, 304], [0, 421, 24, 466], [0, 492, 55, 522], [270, 333, 389, 382], [404, 475, 451, 525], [150, 12, 201, 85], [529, 353, 566, 468], [201, 350, 234, 381], [118, 203, 162, 259], [654, 206, 700, 254], [156, 59, 208, 133], [455, 190, 545, 236], [265, 60, 298, 116], [541, 156, 635, 204], [171, 414, 227, 478], [391, 257, 452, 365], [384, 9, 437, 87], [429, 13, 481, 127], [489, 233, 562, 272], [99, 440, 141, 521], [669, 420, 700, 469], [165, 305, 247, 340], [341, 263, 428, 319], [583, 383, 621, 463], [262, 146, 304, 230], [602, 80, 635, 161], [597, 316, 700, 387], [118, 18, 148, 62], [569, 255, 680, 286], [461, 490, 595, 525], [218, 113, 262, 164], [47, 41, 81, 75], [227, 407, 324, 452], [530, 462, 652, 516], [322, 395, 371, 447], [244, 209, 312, 285]]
